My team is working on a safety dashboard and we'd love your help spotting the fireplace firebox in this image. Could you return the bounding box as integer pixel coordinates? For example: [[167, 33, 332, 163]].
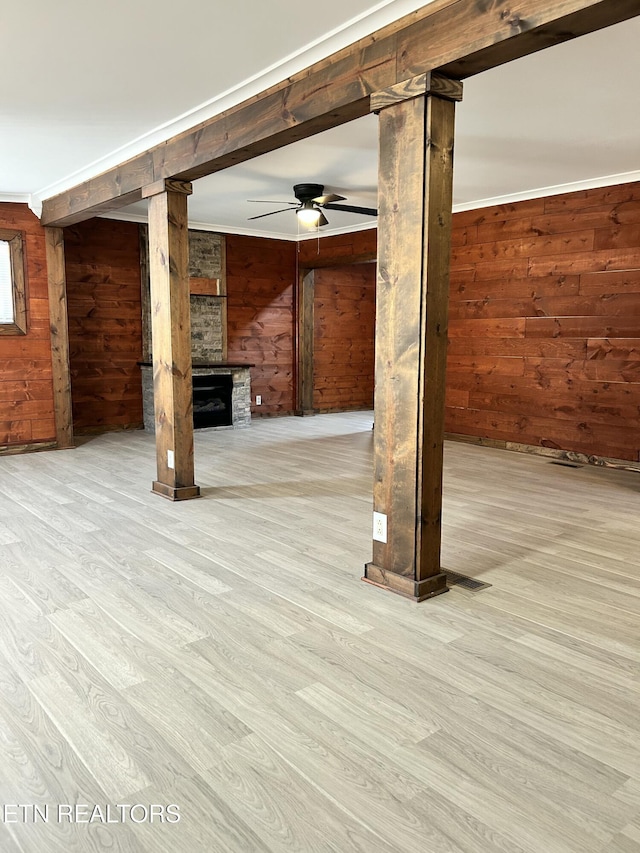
[[192, 374, 233, 428]]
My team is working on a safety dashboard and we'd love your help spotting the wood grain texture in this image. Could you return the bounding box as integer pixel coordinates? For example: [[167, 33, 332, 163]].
[[366, 87, 457, 599], [189, 277, 221, 295], [417, 93, 456, 589], [370, 71, 463, 112], [64, 218, 143, 435], [296, 270, 315, 415], [147, 186, 199, 500], [399, 0, 640, 79], [0, 229, 27, 336], [0, 204, 56, 447], [297, 235, 377, 416], [40, 0, 640, 227], [219, 236, 228, 362], [297, 229, 376, 268], [44, 227, 74, 449], [0, 411, 639, 851], [447, 181, 640, 463], [369, 96, 425, 589], [226, 234, 296, 417], [312, 264, 375, 413]]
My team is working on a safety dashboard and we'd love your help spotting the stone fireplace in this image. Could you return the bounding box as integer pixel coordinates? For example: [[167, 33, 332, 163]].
[[139, 228, 251, 433], [140, 363, 251, 433]]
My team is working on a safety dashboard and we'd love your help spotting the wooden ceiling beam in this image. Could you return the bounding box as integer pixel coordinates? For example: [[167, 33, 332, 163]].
[[398, 0, 640, 79], [41, 0, 640, 227]]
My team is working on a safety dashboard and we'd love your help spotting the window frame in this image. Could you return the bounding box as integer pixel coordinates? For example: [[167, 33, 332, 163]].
[[0, 228, 27, 335]]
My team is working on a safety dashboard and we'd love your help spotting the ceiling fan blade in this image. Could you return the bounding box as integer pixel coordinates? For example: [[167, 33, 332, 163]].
[[247, 207, 298, 221], [323, 203, 377, 216], [247, 200, 297, 205], [317, 212, 329, 227], [313, 193, 346, 205]]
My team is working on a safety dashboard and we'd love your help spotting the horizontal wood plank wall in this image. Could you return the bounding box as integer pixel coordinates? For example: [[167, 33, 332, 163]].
[[226, 235, 296, 416], [0, 204, 56, 447], [313, 263, 376, 412], [64, 219, 143, 433], [447, 183, 640, 462], [297, 229, 377, 267]]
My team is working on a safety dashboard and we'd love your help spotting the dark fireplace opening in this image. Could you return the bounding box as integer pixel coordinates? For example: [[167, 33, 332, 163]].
[[192, 374, 233, 429]]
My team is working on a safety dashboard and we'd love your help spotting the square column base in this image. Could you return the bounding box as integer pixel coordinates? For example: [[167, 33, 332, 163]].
[[151, 481, 201, 501], [363, 563, 448, 602]]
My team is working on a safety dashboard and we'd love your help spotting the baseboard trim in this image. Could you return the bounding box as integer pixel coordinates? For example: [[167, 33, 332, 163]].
[[445, 433, 640, 473], [0, 440, 58, 456], [251, 410, 295, 419], [74, 422, 144, 436], [314, 406, 374, 415]]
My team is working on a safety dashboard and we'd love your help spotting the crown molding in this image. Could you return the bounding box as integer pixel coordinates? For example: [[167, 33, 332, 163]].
[[0, 193, 43, 219], [99, 210, 296, 241], [34, 0, 434, 204], [452, 169, 640, 213], [99, 210, 378, 242], [100, 171, 640, 241], [0, 193, 31, 204], [294, 221, 377, 242]]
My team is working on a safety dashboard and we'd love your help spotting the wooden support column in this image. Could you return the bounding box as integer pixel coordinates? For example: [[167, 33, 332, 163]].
[[364, 72, 462, 601], [45, 227, 74, 449], [296, 269, 315, 416], [143, 179, 200, 501]]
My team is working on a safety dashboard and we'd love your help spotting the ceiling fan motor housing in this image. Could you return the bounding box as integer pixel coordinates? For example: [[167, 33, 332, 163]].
[[293, 183, 324, 202], [246, 183, 375, 222]]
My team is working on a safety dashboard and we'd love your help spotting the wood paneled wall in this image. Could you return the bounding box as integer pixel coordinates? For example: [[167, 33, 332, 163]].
[[5, 182, 638, 461], [297, 229, 376, 267], [64, 219, 143, 433], [447, 183, 640, 462], [226, 234, 296, 416], [313, 263, 376, 411], [0, 203, 56, 448]]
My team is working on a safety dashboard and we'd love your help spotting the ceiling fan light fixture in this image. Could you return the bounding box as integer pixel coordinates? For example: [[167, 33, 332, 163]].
[[247, 182, 375, 226], [296, 201, 322, 226]]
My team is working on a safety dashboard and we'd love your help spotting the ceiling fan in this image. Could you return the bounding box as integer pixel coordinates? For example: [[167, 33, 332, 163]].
[[247, 183, 377, 227]]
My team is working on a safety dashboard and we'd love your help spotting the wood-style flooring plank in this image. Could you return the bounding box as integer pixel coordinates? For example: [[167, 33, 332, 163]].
[[0, 411, 638, 852], [203, 733, 397, 853]]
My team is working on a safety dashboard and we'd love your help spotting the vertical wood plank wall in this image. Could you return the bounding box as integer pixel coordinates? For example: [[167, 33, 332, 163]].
[[226, 234, 296, 416], [0, 203, 56, 447], [313, 263, 376, 411], [64, 219, 143, 433], [447, 183, 640, 462]]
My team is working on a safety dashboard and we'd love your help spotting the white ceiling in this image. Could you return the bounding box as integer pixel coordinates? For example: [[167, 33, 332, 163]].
[[2, 2, 639, 239]]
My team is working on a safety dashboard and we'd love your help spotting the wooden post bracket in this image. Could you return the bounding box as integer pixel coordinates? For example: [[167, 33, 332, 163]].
[[370, 72, 463, 113], [142, 179, 193, 199]]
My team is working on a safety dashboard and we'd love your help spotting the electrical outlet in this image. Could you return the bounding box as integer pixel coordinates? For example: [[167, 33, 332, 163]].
[[167, 449, 175, 469], [372, 511, 387, 543], [256, 395, 262, 405]]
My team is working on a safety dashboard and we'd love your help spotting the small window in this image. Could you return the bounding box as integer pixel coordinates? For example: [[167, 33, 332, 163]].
[[0, 229, 27, 335]]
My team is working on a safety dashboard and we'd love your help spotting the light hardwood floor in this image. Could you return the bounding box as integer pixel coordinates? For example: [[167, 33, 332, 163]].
[[0, 411, 638, 852]]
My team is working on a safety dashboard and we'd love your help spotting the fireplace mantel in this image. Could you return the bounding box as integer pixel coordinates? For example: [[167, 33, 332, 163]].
[[137, 361, 254, 369]]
